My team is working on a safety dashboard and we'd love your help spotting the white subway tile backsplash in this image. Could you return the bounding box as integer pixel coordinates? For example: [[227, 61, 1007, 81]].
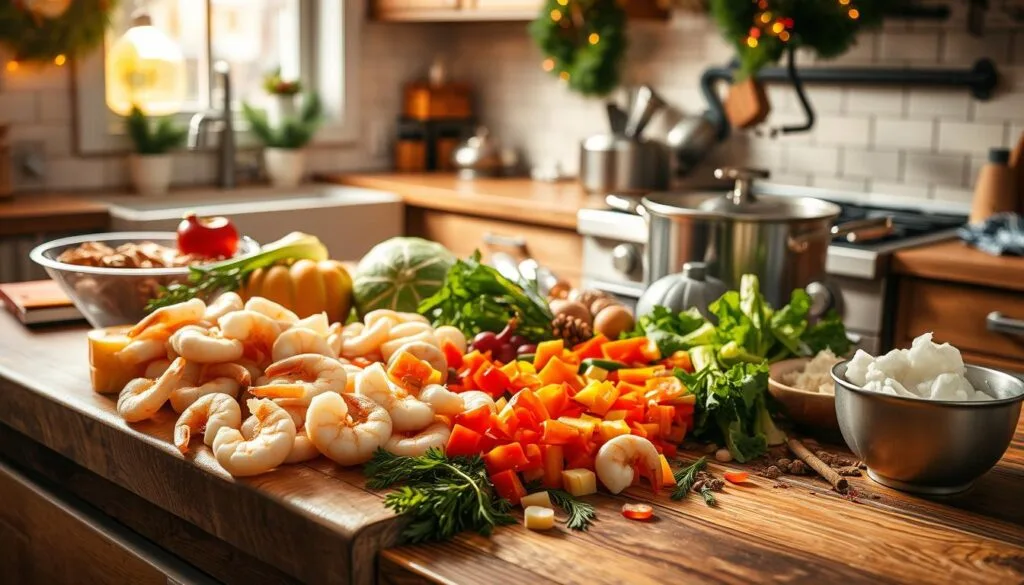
[[785, 144, 840, 176], [941, 32, 1011, 64], [842, 149, 901, 181], [879, 32, 941, 63], [37, 89, 70, 122], [973, 91, 1024, 122], [906, 90, 970, 120], [0, 91, 36, 123], [870, 180, 930, 199], [810, 176, 869, 193], [873, 118, 935, 150], [932, 186, 975, 204], [844, 87, 904, 116], [9, 123, 72, 156], [812, 116, 870, 147], [904, 152, 968, 187], [937, 120, 1006, 154], [46, 157, 107, 190], [803, 87, 845, 114]]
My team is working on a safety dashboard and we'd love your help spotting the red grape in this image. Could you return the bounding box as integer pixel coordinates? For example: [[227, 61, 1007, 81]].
[[471, 331, 499, 353], [495, 344, 516, 364], [496, 320, 518, 344], [508, 335, 528, 349], [517, 344, 537, 356]]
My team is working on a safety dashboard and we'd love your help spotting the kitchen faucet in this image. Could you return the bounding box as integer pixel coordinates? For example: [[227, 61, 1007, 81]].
[[188, 61, 238, 189]]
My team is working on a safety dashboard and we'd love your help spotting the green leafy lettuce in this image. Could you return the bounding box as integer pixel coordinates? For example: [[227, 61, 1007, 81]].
[[418, 251, 554, 342]]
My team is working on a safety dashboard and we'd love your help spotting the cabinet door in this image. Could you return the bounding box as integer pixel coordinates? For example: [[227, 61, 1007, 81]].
[[374, 0, 459, 13], [469, 0, 543, 9]]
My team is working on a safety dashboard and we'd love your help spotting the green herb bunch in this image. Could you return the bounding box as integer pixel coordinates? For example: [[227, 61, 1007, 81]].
[[529, 0, 627, 96], [0, 0, 113, 63], [419, 250, 555, 343], [125, 105, 187, 155], [242, 93, 323, 149], [364, 448, 515, 543]]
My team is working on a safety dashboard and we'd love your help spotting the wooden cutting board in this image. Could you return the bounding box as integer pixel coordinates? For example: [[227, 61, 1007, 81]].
[[0, 312, 401, 584]]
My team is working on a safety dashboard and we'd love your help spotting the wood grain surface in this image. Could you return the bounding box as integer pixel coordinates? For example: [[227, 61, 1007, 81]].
[[1, 314, 1022, 585], [893, 239, 1024, 292], [0, 193, 109, 237]]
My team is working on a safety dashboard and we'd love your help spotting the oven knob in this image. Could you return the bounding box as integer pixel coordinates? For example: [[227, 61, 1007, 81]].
[[611, 244, 640, 275]]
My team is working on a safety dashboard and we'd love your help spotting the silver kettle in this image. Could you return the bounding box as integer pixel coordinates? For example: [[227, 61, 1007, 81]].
[[452, 127, 505, 179]]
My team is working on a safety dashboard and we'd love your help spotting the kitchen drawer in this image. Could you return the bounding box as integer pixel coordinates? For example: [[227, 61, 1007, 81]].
[[895, 278, 1024, 371], [405, 207, 582, 286]]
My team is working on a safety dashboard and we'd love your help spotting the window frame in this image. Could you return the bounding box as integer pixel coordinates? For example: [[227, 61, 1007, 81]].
[[73, 0, 362, 155]]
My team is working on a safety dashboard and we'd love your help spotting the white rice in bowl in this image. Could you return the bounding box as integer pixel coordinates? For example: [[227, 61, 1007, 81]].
[[781, 349, 842, 395]]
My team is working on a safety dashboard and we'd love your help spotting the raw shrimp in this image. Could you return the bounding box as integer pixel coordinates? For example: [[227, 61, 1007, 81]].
[[204, 292, 243, 322], [143, 358, 173, 379], [380, 332, 438, 364], [460, 390, 497, 413], [240, 409, 319, 464], [384, 421, 451, 457], [305, 392, 392, 466], [341, 318, 390, 359], [595, 434, 664, 495], [169, 325, 244, 364], [173, 393, 242, 454], [434, 325, 467, 353], [218, 310, 282, 365], [128, 298, 205, 339], [387, 343, 446, 381], [326, 323, 344, 356], [355, 363, 434, 432], [245, 297, 299, 324], [292, 312, 330, 336], [418, 384, 465, 416], [250, 354, 347, 406], [117, 357, 191, 422], [212, 398, 296, 477], [116, 339, 167, 366], [363, 309, 401, 329], [272, 327, 335, 362], [170, 362, 250, 413]]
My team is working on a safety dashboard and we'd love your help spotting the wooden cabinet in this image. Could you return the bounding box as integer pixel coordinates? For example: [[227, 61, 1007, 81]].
[[371, 0, 667, 22], [406, 207, 582, 286], [894, 278, 1024, 372], [0, 461, 209, 585]]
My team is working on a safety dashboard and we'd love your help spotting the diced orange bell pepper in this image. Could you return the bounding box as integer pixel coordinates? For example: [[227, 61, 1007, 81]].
[[455, 404, 492, 435], [564, 441, 596, 470], [388, 352, 437, 390], [661, 350, 692, 372], [573, 380, 619, 415], [610, 393, 641, 412], [635, 422, 660, 438], [507, 389, 550, 422], [535, 384, 569, 418], [646, 376, 689, 405], [648, 404, 675, 439], [601, 337, 650, 365], [446, 424, 484, 457], [518, 443, 544, 472], [665, 423, 688, 444], [598, 420, 631, 442], [603, 409, 628, 421], [490, 469, 526, 505], [625, 404, 646, 425], [724, 471, 750, 484], [516, 428, 540, 445], [658, 454, 676, 487], [540, 419, 581, 445], [500, 360, 521, 381], [490, 410, 519, 440], [556, 416, 597, 443], [640, 338, 661, 363], [542, 444, 564, 488], [442, 340, 464, 370], [616, 366, 665, 385], [485, 443, 530, 474], [560, 403, 585, 419], [537, 356, 582, 390], [461, 350, 490, 374], [533, 339, 565, 371], [572, 334, 609, 361], [629, 421, 648, 438], [473, 365, 512, 398], [655, 439, 678, 458]]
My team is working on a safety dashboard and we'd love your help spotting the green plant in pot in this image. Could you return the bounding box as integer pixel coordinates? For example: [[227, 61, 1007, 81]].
[[125, 105, 187, 196], [242, 93, 323, 188]]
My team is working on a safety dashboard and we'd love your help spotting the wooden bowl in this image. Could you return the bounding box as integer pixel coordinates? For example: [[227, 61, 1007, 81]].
[[768, 358, 839, 434]]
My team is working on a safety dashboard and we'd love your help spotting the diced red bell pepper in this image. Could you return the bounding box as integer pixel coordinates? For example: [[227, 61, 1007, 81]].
[[661, 350, 692, 372], [540, 419, 582, 445], [485, 443, 530, 474], [572, 334, 609, 361], [533, 339, 565, 371], [541, 444, 564, 489], [461, 350, 490, 374], [513, 406, 541, 432], [474, 365, 512, 398], [490, 410, 519, 440], [601, 337, 650, 365], [515, 428, 541, 445], [640, 338, 661, 363], [537, 356, 582, 389], [625, 404, 646, 425], [665, 423, 688, 444], [454, 404, 492, 435], [445, 424, 484, 457], [724, 471, 750, 484], [617, 366, 665, 385], [507, 388, 550, 422], [560, 403, 586, 419], [654, 439, 678, 458], [535, 384, 569, 419], [442, 340, 464, 370], [490, 469, 526, 505], [648, 404, 675, 439], [518, 443, 544, 472], [564, 441, 596, 470]]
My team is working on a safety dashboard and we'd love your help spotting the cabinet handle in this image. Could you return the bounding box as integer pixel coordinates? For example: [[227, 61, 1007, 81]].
[[986, 311, 1024, 337], [483, 232, 527, 251]]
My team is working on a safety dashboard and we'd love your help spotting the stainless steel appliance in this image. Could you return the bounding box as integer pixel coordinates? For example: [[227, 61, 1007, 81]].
[[579, 134, 670, 195], [578, 182, 968, 354]]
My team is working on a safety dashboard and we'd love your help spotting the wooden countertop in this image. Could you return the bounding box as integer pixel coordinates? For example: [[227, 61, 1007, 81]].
[[0, 193, 109, 237], [893, 239, 1024, 292], [0, 314, 1022, 584], [319, 173, 606, 230]]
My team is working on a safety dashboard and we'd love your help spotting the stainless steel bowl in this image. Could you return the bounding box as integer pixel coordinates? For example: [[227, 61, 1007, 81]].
[[831, 361, 1024, 495]]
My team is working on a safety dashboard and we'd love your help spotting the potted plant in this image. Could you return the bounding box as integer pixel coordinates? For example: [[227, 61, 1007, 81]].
[[262, 69, 303, 128], [242, 93, 323, 188], [125, 106, 186, 196]]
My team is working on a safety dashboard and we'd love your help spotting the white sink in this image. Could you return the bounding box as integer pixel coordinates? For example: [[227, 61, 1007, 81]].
[[104, 184, 404, 261]]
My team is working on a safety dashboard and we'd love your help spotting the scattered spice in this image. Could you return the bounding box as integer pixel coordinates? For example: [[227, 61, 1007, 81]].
[[772, 482, 789, 489], [836, 466, 862, 477], [787, 438, 849, 494], [789, 460, 808, 475], [761, 465, 782, 479]]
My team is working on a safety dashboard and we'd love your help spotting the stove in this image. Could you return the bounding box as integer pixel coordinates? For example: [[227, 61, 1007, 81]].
[[576, 183, 969, 353]]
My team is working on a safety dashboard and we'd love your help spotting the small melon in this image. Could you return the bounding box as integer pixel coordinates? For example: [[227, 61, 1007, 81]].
[[352, 237, 455, 316]]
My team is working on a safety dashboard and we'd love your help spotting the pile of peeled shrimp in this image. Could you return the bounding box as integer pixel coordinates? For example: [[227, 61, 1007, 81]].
[[108, 293, 496, 477]]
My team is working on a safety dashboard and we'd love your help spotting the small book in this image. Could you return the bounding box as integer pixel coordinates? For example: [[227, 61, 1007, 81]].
[[0, 279, 84, 325]]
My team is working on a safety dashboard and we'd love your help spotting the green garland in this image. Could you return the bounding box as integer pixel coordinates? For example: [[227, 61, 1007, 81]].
[[529, 0, 627, 97], [0, 0, 116, 64], [710, 0, 884, 78]]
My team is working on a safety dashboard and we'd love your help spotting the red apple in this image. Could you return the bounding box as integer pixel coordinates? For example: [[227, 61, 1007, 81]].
[[177, 213, 239, 258]]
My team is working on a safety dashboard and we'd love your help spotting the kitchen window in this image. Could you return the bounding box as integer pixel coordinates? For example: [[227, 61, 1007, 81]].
[[74, 0, 361, 153]]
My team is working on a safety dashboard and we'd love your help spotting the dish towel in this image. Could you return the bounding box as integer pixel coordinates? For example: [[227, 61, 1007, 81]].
[[957, 212, 1024, 256]]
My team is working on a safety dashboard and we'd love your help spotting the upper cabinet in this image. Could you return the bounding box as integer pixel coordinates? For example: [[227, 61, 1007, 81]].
[[371, 0, 667, 22]]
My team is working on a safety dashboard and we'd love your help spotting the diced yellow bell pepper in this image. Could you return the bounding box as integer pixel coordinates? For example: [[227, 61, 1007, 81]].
[[580, 413, 602, 424], [557, 416, 597, 442], [603, 409, 628, 421], [533, 339, 565, 371], [562, 468, 597, 497], [494, 396, 508, 412], [574, 380, 619, 415], [598, 419, 631, 442], [583, 365, 608, 381]]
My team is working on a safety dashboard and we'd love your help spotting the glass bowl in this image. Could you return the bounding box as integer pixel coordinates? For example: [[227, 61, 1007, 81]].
[[30, 231, 259, 328]]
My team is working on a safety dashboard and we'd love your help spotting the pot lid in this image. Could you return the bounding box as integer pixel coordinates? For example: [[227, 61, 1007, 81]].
[[642, 167, 840, 221]]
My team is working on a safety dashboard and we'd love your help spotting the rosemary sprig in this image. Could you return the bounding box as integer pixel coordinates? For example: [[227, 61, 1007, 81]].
[[364, 448, 515, 543], [548, 489, 597, 531], [700, 486, 717, 507], [146, 266, 247, 311], [671, 456, 707, 501]]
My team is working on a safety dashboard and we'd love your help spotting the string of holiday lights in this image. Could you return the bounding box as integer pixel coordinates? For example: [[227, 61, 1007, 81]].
[[529, 0, 627, 96]]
